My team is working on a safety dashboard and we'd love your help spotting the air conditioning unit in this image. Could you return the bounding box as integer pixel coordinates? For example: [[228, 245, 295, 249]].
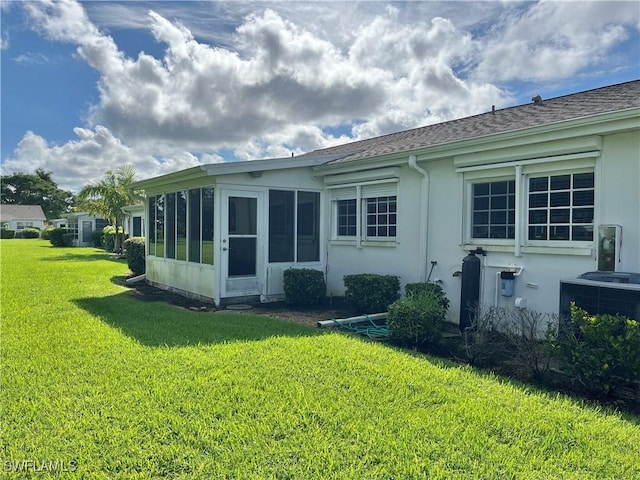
[[559, 271, 640, 321]]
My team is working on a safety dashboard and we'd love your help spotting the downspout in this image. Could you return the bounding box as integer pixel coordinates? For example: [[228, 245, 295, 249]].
[[408, 155, 430, 282]]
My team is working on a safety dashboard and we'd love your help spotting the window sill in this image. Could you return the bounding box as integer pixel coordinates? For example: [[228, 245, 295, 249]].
[[462, 243, 593, 256], [330, 239, 397, 247], [521, 245, 593, 256]]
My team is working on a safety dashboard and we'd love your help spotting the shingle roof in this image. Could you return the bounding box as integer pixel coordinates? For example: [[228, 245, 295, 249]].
[[0, 204, 47, 221], [302, 80, 640, 165]]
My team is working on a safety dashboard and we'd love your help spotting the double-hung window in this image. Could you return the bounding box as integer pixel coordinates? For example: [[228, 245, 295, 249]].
[[463, 160, 595, 252], [471, 180, 515, 240], [331, 180, 398, 243], [527, 172, 594, 242]]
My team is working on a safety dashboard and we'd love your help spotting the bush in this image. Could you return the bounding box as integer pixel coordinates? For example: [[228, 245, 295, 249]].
[[102, 225, 116, 252], [343, 274, 400, 313], [405, 282, 450, 312], [387, 291, 446, 348], [91, 229, 104, 248], [49, 228, 74, 247], [1, 228, 16, 239], [124, 237, 146, 276], [554, 304, 640, 397], [41, 226, 54, 240], [283, 268, 326, 306], [20, 227, 41, 239]]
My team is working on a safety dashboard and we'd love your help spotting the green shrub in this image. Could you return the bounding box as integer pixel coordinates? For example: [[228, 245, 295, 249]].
[[555, 304, 640, 397], [1, 228, 16, 239], [40, 226, 54, 240], [124, 237, 146, 276], [19, 227, 41, 239], [387, 289, 447, 348], [343, 274, 400, 313], [405, 282, 450, 312], [283, 268, 326, 306], [91, 229, 104, 248], [102, 225, 126, 252], [102, 225, 116, 252], [49, 228, 74, 247]]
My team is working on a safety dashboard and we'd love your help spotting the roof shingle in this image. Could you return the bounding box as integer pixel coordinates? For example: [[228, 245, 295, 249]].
[[302, 80, 640, 164]]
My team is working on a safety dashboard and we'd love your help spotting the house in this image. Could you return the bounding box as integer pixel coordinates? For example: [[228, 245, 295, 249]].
[[121, 204, 145, 238], [52, 213, 109, 247], [0, 205, 47, 231], [130, 80, 640, 323]]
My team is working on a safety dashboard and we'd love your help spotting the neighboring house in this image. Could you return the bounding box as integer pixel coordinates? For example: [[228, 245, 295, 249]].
[[0, 205, 47, 231], [130, 80, 640, 322], [52, 213, 109, 247], [122, 204, 145, 237]]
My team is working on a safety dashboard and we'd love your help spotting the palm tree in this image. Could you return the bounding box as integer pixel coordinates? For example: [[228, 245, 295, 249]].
[[77, 165, 137, 253]]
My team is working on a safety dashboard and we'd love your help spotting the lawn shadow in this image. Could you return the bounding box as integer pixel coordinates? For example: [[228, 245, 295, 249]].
[[73, 291, 320, 348], [42, 249, 125, 263]]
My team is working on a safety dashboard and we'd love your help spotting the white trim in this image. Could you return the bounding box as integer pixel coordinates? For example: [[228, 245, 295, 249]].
[[325, 178, 400, 190], [455, 151, 600, 173]]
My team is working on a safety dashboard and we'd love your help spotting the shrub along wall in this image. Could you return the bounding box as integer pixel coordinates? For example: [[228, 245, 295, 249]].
[[554, 304, 640, 398], [343, 274, 400, 313], [1, 228, 16, 239], [124, 237, 146, 276], [283, 268, 326, 307]]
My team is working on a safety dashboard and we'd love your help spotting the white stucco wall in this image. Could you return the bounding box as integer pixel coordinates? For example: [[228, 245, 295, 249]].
[[324, 130, 640, 323]]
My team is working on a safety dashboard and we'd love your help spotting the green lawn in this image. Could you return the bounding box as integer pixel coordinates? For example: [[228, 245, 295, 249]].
[[1, 239, 639, 479]]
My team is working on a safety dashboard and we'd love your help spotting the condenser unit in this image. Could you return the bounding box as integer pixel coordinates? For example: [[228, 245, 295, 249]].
[[559, 271, 640, 321]]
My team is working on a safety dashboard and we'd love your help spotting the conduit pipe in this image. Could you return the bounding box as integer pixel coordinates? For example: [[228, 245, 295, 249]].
[[408, 155, 430, 282], [317, 312, 387, 329], [125, 273, 146, 285]]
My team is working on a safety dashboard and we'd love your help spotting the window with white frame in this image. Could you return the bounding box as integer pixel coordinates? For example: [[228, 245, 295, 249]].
[[463, 162, 595, 248], [337, 199, 357, 237], [365, 196, 397, 238], [147, 187, 214, 263], [527, 172, 594, 242], [331, 182, 398, 241], [471, 180, 515, 239]]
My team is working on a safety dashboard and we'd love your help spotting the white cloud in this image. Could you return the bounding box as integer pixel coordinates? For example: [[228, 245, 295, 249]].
[[474, 0, 640, 82], [9, 0, 638, 186], [13, 52, 49, 65], [0, 126, 201, 192]]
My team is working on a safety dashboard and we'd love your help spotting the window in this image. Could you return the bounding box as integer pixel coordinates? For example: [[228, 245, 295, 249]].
[[337, 199, 357, 236], [365, 196, 397, 238], [166, 192, 176, 259], [268, 190, 320, 263], [176, 191, 187, 261], [201, 187, 214, 265], [528, 172, 594, 241], [147, 187, 213, 263], [472, 180, 515, 239], [16, 222, 33, 230], [188, 189, 201, 263], [332, 182, 398, 242]]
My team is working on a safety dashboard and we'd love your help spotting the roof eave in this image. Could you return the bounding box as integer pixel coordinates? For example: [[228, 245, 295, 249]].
[[314, 107, 640, 175]]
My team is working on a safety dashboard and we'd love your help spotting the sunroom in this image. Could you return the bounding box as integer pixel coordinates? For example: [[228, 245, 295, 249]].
[[130, 154, 344, 305]]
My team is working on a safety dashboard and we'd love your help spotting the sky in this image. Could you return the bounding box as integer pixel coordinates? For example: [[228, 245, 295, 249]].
[[1, 1, 639, 193]]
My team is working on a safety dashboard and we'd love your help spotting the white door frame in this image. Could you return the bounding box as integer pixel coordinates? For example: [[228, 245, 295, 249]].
[[219, 188, 265, 298]]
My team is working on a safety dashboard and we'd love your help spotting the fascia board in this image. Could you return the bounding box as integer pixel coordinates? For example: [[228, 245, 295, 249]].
[[130, 166, 208, 191]]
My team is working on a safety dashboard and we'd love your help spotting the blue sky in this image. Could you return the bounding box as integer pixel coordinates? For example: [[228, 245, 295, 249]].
[[1, 1, 639, 192]]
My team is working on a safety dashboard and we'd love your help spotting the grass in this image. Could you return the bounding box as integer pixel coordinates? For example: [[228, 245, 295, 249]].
[[1, 239, 639, 479]]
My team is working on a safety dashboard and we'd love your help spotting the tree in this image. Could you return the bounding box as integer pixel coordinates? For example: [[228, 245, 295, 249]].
[[76, 165, 137, 253], [0, 168, 75, 219]]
